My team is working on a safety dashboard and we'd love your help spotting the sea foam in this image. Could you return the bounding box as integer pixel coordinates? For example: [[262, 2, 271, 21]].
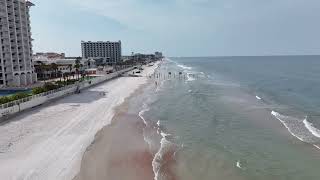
[[186, 73, 196, 81], [271, 111, 305, 142], [177, 64, 192, 70], [303, 118, 320, 138], [152, 134, 175, 180], [236, 161, 242, 169], [256, 96, 262, 100]]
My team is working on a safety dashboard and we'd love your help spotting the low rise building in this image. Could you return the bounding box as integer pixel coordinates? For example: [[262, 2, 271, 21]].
[[34, 52, 65, 60], [155, 52, 163, 59], [33, 57, 96, 79], [123, 52, 163, 64]]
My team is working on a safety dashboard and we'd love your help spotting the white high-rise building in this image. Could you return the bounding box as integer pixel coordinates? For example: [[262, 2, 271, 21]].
[[0, 0, 37, 87], [81, 41, 122, 65]]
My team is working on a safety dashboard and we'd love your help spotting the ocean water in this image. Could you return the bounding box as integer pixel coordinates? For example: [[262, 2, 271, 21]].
[[138, 56, 320, 180]]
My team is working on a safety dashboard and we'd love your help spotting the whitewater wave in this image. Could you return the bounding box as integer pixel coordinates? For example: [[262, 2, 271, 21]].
[[303, 118, 320, 138], [177, 64, 192, 70], [139, 103, 150, 125], [138, 91, 178, 180], [152, 130, 176, 180], [271, 111, 320, 144], [271, 111, 306, 142], [313, 145, 320, 150], [186, 73, 196, 82], [236, 161, 243, 170], [256, 96, 262, 100]]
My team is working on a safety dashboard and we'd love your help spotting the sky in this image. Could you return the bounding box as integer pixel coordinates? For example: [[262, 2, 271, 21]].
[[30, 0, 320, 57]]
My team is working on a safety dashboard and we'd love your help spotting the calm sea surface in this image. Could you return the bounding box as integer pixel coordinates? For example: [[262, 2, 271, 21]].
[[139, 56, 320, 180]]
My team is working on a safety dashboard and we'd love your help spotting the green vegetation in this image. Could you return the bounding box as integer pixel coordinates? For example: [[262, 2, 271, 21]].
[[55, 79, 77, 87], [0, 75, 97, 105], [32, 82, 63, 95], [0, 82, 65, 105], [0, 92, 32, 105]]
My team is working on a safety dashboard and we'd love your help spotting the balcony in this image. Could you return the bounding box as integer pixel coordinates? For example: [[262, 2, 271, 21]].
[[2, 47, 10, 52], [12, 56, 18, 61], [0, 27, 9, 33], [0, 11, 6, 17], [13, 64, 19, 68], [0, 21, 8, 27], [9, 22, 15, 28], [5, 65, 13, 71]]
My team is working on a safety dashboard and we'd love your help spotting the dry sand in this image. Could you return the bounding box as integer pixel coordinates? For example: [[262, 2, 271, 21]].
[[0, 63, 160, 180]]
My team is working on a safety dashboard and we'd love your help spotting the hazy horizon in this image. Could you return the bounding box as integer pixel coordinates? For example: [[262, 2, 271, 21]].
[[31, 0, 320, 57]]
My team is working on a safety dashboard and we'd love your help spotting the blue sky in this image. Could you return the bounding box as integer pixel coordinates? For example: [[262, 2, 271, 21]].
[[30, 0, 320, 57]]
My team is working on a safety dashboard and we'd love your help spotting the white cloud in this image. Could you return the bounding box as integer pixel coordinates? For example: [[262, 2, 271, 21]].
[[66, 0, 215, 33]]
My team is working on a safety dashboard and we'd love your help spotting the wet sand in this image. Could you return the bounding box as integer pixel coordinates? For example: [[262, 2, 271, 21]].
[[73, 93, 155, 180], [74, 61, 179, 180]]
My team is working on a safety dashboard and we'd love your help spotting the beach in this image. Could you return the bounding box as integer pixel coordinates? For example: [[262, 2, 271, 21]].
[[73, 94, 155, 180], [73, 65, 178, 180], [2, 56, 320, 180], [0, 63, 159, 180], [74, 56, 320, 180]]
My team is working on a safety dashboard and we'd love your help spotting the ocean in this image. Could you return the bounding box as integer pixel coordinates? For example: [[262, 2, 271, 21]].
[[136, 56, 320, 180]]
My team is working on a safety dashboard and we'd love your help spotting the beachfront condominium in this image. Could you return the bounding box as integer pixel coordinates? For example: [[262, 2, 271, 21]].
[[0, 0, 37, 87], [81, 41, 122, 65]]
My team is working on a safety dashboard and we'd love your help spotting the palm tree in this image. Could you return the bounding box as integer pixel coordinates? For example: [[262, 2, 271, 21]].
[[80, 64, 84, 79], [50, 63, 58, 78], [36, 61, 46, 80], [74, 64, 80, 80], [87, 59, 91, 69], [58, 71, 62, 82], [44, 64, 51, 80], [68, 64, 73, 80], [74, 57, 81, 80]]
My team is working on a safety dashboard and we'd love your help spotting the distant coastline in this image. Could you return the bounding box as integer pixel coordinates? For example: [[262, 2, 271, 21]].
[[170, 54, 320, 58]]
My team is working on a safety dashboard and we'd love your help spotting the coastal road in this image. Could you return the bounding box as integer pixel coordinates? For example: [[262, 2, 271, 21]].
[[0, 75, 149, 180]]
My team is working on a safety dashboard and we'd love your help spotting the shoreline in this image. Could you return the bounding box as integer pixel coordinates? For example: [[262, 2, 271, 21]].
[[73, 62, 162, 180], [0, 62, 160, 179], [74, 59, 179, 180], [73, 82, 154, 180]]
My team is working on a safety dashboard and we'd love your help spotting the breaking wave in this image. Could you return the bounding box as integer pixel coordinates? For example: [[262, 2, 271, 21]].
[[303, 118, 320, 138], [152, 131, 177, 180], [271, 111, 305, 142], [177, 64, 192, 70], [138, 83, 178, 180], [186, 73, 196, 82], [236, 161, 242, 169], [271, 111, 320, 147]]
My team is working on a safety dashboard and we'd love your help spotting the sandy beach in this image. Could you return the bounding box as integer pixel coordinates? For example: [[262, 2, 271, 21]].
[[0, 63, 159, 180], [73, 98, 155, 180], [74, 60, 179, 180]]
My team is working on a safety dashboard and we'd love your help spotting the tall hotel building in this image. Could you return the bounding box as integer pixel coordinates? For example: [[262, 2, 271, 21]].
[[0, 0, 37, 87], [81, 41, 122, 65]]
